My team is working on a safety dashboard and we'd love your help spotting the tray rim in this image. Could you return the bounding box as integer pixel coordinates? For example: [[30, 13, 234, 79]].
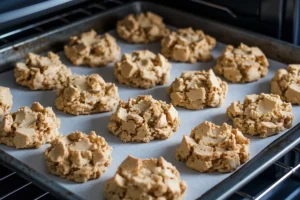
[[0, 1, 299, 200]]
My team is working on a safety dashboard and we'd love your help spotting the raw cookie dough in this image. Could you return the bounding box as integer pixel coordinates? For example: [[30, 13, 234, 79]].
[[0, 87, 13, 118], [14, 52, 72, 90], [214, 43, 269, 83], [161, 27, 216, 63], [117, 12, 170, 43], [114, 50, 171, 89], [168, 69, 228, 110], [44, 131, 112, 183], [108, 95, 180, 142], [0, 102, 60, 149], [176, 121, 250, 172], [227, 93, 294, 138], [271, 64, 300, 104], [104, 155, 187, 200], [55, 74, 119, 115], [64, 29, 120, 67]]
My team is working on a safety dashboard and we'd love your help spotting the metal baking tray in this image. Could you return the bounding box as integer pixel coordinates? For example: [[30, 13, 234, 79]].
[[0, 1, 300, 200]]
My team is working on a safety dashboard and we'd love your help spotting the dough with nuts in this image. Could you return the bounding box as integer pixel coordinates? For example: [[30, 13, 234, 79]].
[[0, 102, 60, 149], [161, 27, 216, 63], [168, 69, 228, 110], [0, 87, 13, 118], [227, 93, 294, 138], [108, 95, 180, 143], [271, 64, 300, 104], [104, 155, 187, 200], [117, 12, 170, 43], [55, 74, 119, 115], [64, 30, 120, 67], [44, 131, 112, 183], [214, 43, 269, 83], [114, 50, 171, 89], [14, 52, 72, 90], [176, 121, 250, 173]]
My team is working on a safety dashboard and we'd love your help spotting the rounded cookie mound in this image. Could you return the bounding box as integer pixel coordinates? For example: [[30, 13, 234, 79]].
[[0, 102, 60, 149], [55, 74, 119, 115], [14, 52, 72, 90], [168, 69, 228, 110], [227, 93, 294, 138], [117, 12, 170, 43], [104, 155, 187, 200], [161, 27, 216, 63], [108, 95, 180, 143], [176, 121, 250, 173], [214, 43, 269, 83], [0, 87, 13, 118], [114, 50, 171, 89], [271, 64, 300, 104], [64, 30, 120, 67], [44, 131, 112, 183]]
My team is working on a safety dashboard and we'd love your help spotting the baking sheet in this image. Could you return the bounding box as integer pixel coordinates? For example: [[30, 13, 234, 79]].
[[0, 31, 299, 200]]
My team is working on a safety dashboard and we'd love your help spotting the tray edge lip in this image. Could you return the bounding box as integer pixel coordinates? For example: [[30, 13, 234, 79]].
[[0, 1, 299, 200]]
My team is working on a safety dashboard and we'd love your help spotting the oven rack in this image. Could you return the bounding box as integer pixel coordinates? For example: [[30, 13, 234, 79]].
[[0, 0, 299, 200]]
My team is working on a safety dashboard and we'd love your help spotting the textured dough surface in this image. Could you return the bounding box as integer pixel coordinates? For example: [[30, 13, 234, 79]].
[[104, 155, 186, 200], [64, 30, 120, 67], [0, 102, 60, 149], [55, 74, 119, 115], [14, 52, 72, 90], [108, 95, 180, 143], [114, 50, 171, 89], [176, 121, 250, 173], [117, 12, 170, 44], [44, 131, 112, 183], [168, 69, 228, 110], [0, 87, 13, 118], [271, 64, 300, 104], [161, 27, 216, 63], [227, 93, 294, 138], [214, 43, 269, 83]]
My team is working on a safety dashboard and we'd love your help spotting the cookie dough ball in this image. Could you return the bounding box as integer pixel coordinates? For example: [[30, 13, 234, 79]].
[[14, 52, 72, 90], [108, 95, 180, 143], [271, 64, 300, 104], [64, 30, 120, 67], [161, 27, 216, 63], [117, 12, 170, 43], [227, 93, 294, 138], [104, 155, 187, 200], [114, 50, 171, 89], [0, 87, 13, 118], [0, 102, 60, 149], [55, 74, 119, 115], [214, 43, 269, 83], [44, 131, 112, 183], [176, 121, 250, 173], [168, 69, 228, 110]]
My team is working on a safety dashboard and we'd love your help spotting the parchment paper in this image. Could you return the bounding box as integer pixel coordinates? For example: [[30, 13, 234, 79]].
[[0, 31, 299, 200]]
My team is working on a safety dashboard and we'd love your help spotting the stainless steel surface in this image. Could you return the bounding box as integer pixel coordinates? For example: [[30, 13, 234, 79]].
[[190, 0, 237, 18], [0, 1, 299, 200]]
